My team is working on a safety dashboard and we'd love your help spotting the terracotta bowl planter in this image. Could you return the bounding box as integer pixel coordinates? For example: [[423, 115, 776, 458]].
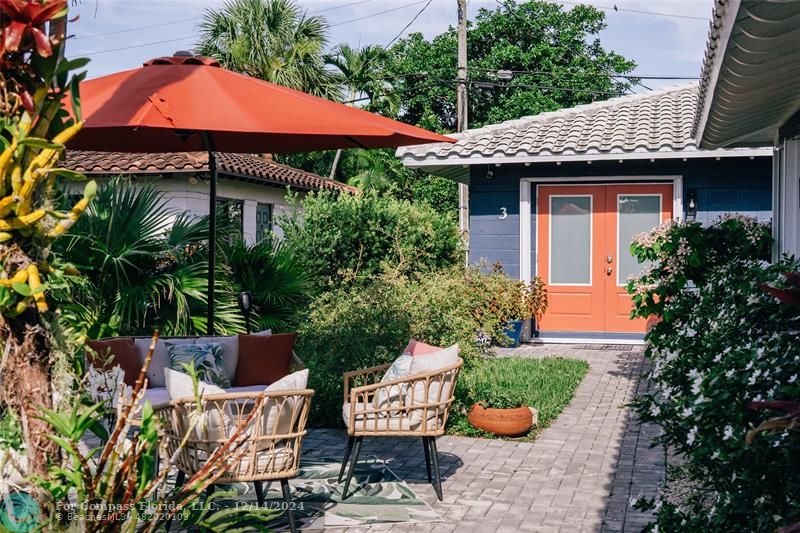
[[467, 403, 533, 437]]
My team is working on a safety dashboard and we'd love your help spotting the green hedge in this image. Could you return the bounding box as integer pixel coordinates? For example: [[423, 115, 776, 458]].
[[296, 268, 519, 426], [279, 191, 461, 288], [628, 215, 800, 531]]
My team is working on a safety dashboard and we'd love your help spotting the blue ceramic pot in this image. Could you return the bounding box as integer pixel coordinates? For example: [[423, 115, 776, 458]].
[[503, 319, 525, 347]]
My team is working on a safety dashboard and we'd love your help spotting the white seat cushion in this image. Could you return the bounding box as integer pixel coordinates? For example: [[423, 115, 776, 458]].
[[342, 402, 414, 432], [406, 344, 460, 426], [260, 370, 309, 439], [227, 384, 267, 394], [143, 387, 170, 409], [224, 445, 295, 478], [164, 368, 231, 442]]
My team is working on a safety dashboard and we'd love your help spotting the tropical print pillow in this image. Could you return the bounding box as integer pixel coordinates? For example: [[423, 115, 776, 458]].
[[167, 342, 231, 388]]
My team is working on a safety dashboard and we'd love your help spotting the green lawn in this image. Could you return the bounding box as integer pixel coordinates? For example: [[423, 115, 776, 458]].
[[449, 356, 590, 441]]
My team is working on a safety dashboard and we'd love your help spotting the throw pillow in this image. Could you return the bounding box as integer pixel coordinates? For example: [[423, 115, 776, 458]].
[[373, 354, 414, 410], [259, 369, 309, 440], [134, 337, 195, 387], [194, 335, 239, 383], [403, 338, 443, 356], [234, 333, 296, 387], [167, 342, 231, 389], [406, 344, 461, 427], [164, 368, 231, 443], [86, 338, 141, 387]]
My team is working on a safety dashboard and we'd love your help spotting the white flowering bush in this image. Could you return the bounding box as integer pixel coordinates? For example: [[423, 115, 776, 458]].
[[627, 215, 800, 531]]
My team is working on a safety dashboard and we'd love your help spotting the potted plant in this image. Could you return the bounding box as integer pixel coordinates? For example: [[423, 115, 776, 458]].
[[499, 276, 548, 347], [467, 390, 533, 437]]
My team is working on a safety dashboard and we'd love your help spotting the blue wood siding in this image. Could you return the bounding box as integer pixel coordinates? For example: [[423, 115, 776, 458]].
[[469, 169, 520, 277], [468, 158, 772, 280], [684, 173, 772, 224]]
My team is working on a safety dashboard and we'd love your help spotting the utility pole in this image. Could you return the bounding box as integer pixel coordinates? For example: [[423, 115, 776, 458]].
[[456, 0, 469, 266]]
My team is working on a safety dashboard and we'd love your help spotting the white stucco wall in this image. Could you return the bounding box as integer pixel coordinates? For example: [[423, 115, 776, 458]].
[[74, 173, 306, 243]]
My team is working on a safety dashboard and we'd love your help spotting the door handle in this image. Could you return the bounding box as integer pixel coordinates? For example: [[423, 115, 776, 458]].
[[607, 255, 613, 264], [606, 267, 613, 275]]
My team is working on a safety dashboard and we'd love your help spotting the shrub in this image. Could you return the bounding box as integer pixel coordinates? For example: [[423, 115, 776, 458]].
[[280, 191, 461, 288], [627, 215, 800, 531], [296, 267, 522, 425]]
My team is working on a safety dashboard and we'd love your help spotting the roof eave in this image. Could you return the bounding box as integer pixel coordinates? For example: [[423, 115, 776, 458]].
[[401, 146, 773, 175], [695, 0, 742, 149]]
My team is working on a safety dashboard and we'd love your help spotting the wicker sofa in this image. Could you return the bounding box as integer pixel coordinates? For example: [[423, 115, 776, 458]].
[[91, 333, 304, 410]]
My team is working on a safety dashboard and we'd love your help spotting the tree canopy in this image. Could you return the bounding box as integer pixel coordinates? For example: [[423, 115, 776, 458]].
[[196, 0, 340, 99], [385, 1, 637, 131]]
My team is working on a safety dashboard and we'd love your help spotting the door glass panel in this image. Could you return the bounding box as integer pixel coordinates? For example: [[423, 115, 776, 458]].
[[550, 196, 591, 284], [618, 194, 661, 284]]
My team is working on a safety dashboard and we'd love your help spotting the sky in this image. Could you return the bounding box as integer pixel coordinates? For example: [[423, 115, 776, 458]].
[[68, 0, 715, 92]]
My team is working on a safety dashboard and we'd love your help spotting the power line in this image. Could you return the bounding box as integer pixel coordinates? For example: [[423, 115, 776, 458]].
[[329, 0, 431, 27], [470, 79, 624, 96], [79, 35, 196, 57], [314, 0, 375, 13], [386, 0, 435, 47], [70, 0, 375, 43], [469, 67, 698, 81], [71, 17, 201, 40], [556, 1, 708, 22]]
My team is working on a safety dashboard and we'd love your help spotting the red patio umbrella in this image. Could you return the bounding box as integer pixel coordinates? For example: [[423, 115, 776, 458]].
[[69, 53, 454, 334]]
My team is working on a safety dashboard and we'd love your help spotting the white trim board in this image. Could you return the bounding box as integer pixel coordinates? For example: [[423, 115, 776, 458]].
[[530, 337, 645, 346], [402, 146, 771, 168]]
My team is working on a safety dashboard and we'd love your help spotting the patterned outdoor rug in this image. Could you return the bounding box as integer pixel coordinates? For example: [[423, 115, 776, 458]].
[[211, 457, 442, 530]]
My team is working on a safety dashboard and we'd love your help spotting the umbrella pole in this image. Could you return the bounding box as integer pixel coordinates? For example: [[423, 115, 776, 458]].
[[204, 132, 216, 335]]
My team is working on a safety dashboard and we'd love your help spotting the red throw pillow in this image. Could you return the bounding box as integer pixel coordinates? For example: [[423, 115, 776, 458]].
[[403, 338, 443, 356], [86, 338, 142, 387], [234, 333, 297, 386]]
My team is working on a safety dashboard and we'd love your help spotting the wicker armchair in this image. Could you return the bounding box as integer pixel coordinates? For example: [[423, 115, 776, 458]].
[[155, 389, 314, 533], [339, 358, 463, 500]]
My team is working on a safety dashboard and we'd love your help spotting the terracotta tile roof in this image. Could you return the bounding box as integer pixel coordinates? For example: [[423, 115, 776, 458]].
[[398, 85, 704, 163], [64, 151, 355, 192]]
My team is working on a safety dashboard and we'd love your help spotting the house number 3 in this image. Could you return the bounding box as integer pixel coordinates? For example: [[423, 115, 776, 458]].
[[499, 207, 508, 219]]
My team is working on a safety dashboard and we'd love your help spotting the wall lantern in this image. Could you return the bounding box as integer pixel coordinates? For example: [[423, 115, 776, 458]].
[[686, 189, 698, 221]]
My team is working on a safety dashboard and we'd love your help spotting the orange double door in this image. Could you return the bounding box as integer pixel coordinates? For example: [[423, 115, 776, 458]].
[[536, 184, 673, 334]]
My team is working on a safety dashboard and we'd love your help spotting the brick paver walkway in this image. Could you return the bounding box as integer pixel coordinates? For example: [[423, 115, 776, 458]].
[[302, 344, 663, 532]]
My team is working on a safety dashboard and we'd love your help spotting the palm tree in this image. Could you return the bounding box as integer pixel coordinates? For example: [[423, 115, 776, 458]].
[[220, 237, 312, 331], [53, 180, 245, 338], [196, 0, 339, 100], [325, 44, 400, 178]]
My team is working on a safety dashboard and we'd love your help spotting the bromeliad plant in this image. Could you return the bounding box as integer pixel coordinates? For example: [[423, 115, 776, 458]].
[[626, 215, 800, 531], [0, 0, 99, 503]]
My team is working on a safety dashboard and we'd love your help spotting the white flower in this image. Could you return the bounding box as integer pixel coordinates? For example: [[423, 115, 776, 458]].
[[649, 404, 661, 417], [711, 450, 720, 460], [687, 426, 698, 445], [725, 369, 736, 379], [691, 373, 703, 395], [681, 406, 694, 418], [723, 425, 734, 440], [789, 374, 797, 384], [695, 394, 707, 405], [712, 353, 722, 363]]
